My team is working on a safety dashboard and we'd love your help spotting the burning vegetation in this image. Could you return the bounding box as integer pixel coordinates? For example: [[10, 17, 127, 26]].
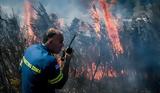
[[0, 0, 160, 93]]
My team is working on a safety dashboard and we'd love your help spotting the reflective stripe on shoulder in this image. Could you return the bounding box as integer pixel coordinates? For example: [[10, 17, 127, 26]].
[[48, 71, 63, 84], [23, 56, 41, 73]]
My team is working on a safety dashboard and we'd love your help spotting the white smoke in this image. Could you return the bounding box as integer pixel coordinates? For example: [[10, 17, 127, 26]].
[[0, 0, 92, 25]]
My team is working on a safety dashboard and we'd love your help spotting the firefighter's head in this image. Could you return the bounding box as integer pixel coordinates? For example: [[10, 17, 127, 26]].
[[43, 28, 64, 54]]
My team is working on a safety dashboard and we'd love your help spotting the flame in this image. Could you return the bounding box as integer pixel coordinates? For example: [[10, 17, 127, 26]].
[[24, 0, 37, 44], [91, 63, 104, 80], [68, 61, 128, 81], [24, 0, 34, 36], [55, 53, 126, 81], [90, 4, 101, 38], [85, 63, 121, 80], [99, 0, 124, 54], [107, 67, 117, 78]]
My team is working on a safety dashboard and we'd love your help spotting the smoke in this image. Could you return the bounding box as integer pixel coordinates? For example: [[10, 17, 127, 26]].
[[44, 0, 93, 25], [0, 0, 93, 25]]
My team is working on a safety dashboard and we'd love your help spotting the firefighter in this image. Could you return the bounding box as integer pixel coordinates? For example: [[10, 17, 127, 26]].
[[20, 28, 73, 93]]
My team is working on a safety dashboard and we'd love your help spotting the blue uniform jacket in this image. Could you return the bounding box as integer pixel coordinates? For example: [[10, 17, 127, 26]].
[[21, 44, 65, 93]]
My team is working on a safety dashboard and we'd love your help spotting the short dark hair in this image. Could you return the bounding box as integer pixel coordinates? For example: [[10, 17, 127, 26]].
[[43, 28, 61, 43]]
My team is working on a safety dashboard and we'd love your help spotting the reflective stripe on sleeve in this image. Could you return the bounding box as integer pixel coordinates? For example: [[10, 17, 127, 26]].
[[48, 71, 63, 84]]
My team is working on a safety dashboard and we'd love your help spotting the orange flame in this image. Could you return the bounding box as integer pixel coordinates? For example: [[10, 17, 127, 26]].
[[69, 62, 127, 81], [85, 63, 121, 80], [107, 67, 117, 78], [90, 4, 101, 37], [92, 63, 104, 80], [24, 0, 37, 44], [24, 0, 34, 36], [99, 0, 124, 54]]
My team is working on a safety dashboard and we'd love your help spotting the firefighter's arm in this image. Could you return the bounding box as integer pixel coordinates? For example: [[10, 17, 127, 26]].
[[47, 48, 73, 89]]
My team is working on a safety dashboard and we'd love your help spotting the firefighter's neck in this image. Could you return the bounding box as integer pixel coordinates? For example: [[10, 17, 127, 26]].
[[43, 40, 55, 54]]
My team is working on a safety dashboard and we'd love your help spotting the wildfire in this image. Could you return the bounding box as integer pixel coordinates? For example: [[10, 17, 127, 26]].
[[98, 0, 124, 54]]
